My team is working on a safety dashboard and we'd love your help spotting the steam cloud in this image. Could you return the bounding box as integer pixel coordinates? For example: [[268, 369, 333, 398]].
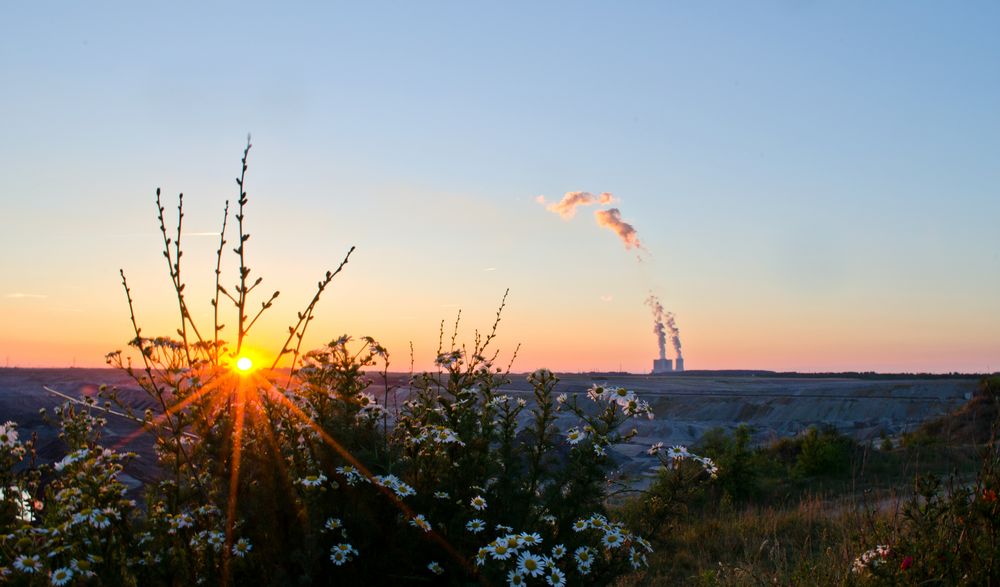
[[536, 191, 616, 219], [537, 189, 683, 366], [645, 294, 682, 360], [645, 295, 667, 360], [665, 310, 683, 360], [594, 208, 643, 251]]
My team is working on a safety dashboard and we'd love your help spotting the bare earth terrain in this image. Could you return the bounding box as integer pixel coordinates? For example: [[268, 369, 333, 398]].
[[0, 368, 977, 490]]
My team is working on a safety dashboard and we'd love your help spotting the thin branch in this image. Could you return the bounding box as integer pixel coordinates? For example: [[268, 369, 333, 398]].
[[271, 246, 357, 372], [155, 189, 208, 364], [118, 270, 203, 499], [212, 200, 230, 365], [234, 137, 252, 354]]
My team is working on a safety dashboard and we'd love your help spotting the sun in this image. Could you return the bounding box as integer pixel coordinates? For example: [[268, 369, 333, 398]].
[[235, 356, 254, 373]]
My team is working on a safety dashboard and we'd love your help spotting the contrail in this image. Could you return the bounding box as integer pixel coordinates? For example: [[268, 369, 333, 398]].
[[536, 191, 616, 219]]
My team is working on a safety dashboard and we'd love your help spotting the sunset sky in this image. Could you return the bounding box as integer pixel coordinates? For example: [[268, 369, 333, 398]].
[[2, 2, 998, 373]]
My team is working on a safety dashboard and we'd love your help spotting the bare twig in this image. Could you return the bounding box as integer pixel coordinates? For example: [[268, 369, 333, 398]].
[[234, 137, 252, 355], [212, 200, 230, 365], [271, 246, 357, 373]]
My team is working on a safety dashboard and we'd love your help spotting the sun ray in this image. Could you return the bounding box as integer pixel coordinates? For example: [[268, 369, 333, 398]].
[[221, 377, 248, 587], [257, 384, 476, 576], [110, 371, 231, 451]]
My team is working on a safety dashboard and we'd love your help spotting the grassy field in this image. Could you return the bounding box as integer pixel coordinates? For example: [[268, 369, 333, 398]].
[[616, 376, 1000, 585]]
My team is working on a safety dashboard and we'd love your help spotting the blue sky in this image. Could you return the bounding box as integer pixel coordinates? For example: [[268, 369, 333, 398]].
[[2, 2, 998, 372]]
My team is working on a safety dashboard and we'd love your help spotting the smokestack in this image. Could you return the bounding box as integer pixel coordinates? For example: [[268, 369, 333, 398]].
[[675, 357, 684, 372], [652, 358, 673, 374]]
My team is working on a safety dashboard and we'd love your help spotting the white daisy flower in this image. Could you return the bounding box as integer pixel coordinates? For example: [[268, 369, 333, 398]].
[[574, 546, 593, 566], [610, 386, 635, 404], [470, 495, 487, 511], [601, 529, 625, 549], [0, 422, 18, 448], [232, 538, 252, 558], [297, 473, 327, 487], [50, 567, 72, 585], [207, 532, 225, 550], [629, 547, 647, 569], [324, 517, 342, 531], [69, 559, 93, 577], [647, 442, 664, 455], [500, 534, 523, 551], [666, 445, 689, 460], [330, 543, 358, 565], [409, 514, 432, 532], [565, 427, 585, 445], [330, 550, 349, 566], [507, 569, 527, 586], [588, 514, 608, 528], [551, 544, 567, 559], [89, 510, 111, 529], [335, 465, 367, 486], [516, 551, 545, 577], [13, 554, 41, 573], [466, 519, 485, 533], [53, 449, 88, 472], [433, 491, 450, 499], [373, 474, 416, 498], [475, 548, 489, 567], [545, 565, 566, 587], [519, 532, 542, 547], [572, 519, 589, 532], [489, 543, 513, 560]]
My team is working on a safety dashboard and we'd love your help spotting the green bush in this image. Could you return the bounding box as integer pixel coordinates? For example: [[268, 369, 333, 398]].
[[698, 425, 757, 503], [794, 426, 854, 478]]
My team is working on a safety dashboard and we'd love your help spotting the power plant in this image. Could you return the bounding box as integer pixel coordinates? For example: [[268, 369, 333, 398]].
[[652, 355, 683, 374]]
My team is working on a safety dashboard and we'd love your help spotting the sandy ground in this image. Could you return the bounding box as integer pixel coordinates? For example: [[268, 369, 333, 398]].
[[1, 368, 977, 491]]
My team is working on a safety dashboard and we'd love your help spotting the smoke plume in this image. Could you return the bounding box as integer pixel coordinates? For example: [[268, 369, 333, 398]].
[[594, 208, 642, 251], [665, 311, 683, 359], [645, 295, 667, 360], [536, 191, 616, 219], [645, 294, 682, 360]]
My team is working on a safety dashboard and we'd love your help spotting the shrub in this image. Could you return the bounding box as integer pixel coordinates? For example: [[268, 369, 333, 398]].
[[794, 426, 854, 478], [0, 142, 715, 585], [851, 444, 1000, 585], [698, 425, 757, 503]]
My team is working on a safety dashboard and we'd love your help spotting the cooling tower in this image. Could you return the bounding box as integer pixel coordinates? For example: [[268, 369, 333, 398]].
[[675, 358, 684, 372], [652, 358, 673, 374]]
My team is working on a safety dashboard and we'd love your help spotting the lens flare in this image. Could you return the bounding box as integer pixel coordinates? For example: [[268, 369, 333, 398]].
[[236, 357, 253, 372]]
